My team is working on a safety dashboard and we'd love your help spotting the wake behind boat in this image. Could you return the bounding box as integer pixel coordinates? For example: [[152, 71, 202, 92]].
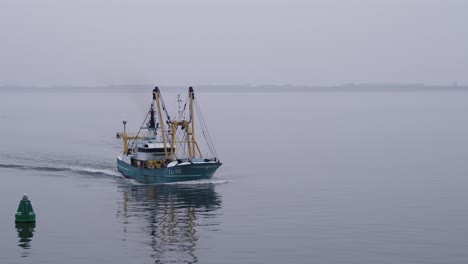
[[117, 86, 222, 184]]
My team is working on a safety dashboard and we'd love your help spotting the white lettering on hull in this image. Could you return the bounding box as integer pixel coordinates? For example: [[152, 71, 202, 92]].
[[168, 168, 182, 175]]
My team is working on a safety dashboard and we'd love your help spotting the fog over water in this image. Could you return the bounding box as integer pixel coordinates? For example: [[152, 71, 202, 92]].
[[0, 87, 468, 263]]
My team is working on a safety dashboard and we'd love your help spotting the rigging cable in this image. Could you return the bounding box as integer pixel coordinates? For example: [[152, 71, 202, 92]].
[[159, 93, 172, 122], [128, 101, 153, 152], [195, 99, 219, 158]]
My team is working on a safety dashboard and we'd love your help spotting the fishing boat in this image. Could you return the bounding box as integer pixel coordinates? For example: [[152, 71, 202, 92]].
[[117, 87, 222, 184]]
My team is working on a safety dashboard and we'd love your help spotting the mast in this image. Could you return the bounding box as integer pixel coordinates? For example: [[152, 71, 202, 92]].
[[170, 122, 176, 160], [153, 87, 169, 160], [189, 87, 196, 158], [149, 106, 156, 130]]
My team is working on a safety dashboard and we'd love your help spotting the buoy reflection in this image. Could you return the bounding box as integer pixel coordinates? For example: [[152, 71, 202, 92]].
[[16, 222, 35, 257]]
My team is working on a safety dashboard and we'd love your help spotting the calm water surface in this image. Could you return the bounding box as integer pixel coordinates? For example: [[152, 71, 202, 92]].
[[1, 88, 468, 263]]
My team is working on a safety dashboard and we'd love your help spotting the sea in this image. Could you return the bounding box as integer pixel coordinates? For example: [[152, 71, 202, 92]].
[[1, 86, 468, 263]]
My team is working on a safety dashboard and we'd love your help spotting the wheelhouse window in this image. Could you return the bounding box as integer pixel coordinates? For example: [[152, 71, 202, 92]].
[[138, 148, 173, 153]]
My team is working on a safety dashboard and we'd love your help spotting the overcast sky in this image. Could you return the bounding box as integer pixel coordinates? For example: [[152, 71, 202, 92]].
[[1, 0, 467, 86]]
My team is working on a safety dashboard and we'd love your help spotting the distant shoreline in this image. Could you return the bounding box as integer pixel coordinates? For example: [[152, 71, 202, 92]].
[[1, 84, 467, 93]]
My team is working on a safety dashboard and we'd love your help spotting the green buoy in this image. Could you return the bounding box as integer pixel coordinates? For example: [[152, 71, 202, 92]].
[[15, 194, 36, 223]]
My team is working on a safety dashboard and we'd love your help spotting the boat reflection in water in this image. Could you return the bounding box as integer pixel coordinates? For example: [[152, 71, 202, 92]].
[[117, 183, 222, 263]]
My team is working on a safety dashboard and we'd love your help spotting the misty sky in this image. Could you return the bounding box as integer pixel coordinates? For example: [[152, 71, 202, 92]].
[[1, 0, 467, 86]]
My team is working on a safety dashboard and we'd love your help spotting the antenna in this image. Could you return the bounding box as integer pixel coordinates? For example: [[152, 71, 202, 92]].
[[122, 120, 127, 134], [177, 93, 183, 120]]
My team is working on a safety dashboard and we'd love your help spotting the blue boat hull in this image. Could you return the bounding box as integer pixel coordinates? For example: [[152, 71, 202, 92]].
[[117, 159, 222, 184]]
